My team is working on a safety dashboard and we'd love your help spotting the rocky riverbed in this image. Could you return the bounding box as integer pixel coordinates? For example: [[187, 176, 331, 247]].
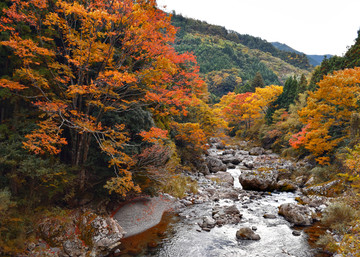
[[116, 139, 331, 256]]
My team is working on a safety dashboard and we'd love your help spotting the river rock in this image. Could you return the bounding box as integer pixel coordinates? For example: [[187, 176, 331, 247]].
[[206, 171, 234, 187], [63, 238, 87, 257], [35, 211, 124, 257], [205, 156, 227, 173], [197, 160, 210, 175], [239, 169, 278, 191], [276, 179, 298, 192], [212, 205, 242, 226], [222, 149, 235, 155], [296, 195, 328, 208], [242, 159, 255, 169], [302, 179, 343, 197], [263, 213, 277, 219], [227, 163, 236, 169], [217, 188, 241, 201], [249, 147, 265, 156], [220, 155, 242, 165], [278, 203, 314, 226], [199, 216, 216, 229], [236, 227, 261, 240], [292, 230, 301, 236], [237, 150, 249, 155]]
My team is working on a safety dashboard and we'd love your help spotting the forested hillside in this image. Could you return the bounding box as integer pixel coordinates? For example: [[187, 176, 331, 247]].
[[170, 14, 312, 100]]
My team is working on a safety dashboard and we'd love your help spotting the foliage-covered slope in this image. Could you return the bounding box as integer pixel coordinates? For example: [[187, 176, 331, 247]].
[[170, 14, 311, 98], [172, 14, 312, 70]]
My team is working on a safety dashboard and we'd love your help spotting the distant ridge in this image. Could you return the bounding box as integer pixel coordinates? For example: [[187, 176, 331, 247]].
[[271, 42, 333, 66]]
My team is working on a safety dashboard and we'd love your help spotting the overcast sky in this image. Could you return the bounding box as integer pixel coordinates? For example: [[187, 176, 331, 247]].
[[156, 0, 360, 56]]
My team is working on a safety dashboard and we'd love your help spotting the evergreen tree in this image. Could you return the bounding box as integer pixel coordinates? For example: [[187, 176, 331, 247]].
[[251, 72, 265, 90], [266, 76, 299, 123]]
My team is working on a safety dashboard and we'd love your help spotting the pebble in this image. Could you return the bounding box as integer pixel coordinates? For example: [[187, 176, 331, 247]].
[[292, 230, 301, 236]]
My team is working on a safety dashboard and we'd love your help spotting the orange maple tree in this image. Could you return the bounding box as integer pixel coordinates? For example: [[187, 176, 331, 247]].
[[0, 0, 205, 196], [215, 85, 283, 130], [289, 67, 360, 165]]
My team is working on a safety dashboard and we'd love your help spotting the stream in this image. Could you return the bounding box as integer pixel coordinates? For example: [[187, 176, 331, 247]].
[[115, 142, 327, 257]]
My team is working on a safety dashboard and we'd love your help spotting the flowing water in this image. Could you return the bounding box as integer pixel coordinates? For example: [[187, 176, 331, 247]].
[[116, 147, 327, 257]]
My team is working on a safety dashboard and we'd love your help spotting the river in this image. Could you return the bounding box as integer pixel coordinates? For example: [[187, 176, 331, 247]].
[[114, 142, 328, 257]]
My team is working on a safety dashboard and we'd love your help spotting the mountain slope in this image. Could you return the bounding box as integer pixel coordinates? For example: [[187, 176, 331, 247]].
[[170, 14, 311, 98], [271, 42, 333, 66], [171, 14, 312, 71]]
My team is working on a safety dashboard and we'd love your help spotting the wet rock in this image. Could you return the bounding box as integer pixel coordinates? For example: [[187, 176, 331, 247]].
[[249, 147, 265, 156], [212, 205, 242, 226], [263, 213, 277, 219], [239, 169, 278, 191], [199, 216, 216, 229], [276, 179, 298, 192], [251, 226, 257, 231], [292, 230, 301, 236], [205, 156, 227, 173], [278, 203, 314, 226], [224, 205, 241, 215], [236, 227, 261, 240], [206, 171, 234, 187]]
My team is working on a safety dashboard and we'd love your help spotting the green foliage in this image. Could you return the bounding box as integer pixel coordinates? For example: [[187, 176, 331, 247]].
[[172, 14, 312, 70], [174, 33, 280, 86], [266, 76, 300, 123]]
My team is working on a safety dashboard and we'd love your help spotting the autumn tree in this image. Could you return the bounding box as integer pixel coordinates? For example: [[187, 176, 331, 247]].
[[215, 85, 282, 133], [0, 0, 205, 196], [289, 67, 360, 165]]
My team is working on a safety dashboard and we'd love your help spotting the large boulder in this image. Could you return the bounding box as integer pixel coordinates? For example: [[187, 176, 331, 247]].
[[206, 156, 227, 173], [278, 203, 314, 226], [236, 227, 260, 240], [249, 147, 265, 156], [34, 211, 124, 257], [206, 171, 234, 187], [239, 169, 278, 191], [219, 155, 242, 165]]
